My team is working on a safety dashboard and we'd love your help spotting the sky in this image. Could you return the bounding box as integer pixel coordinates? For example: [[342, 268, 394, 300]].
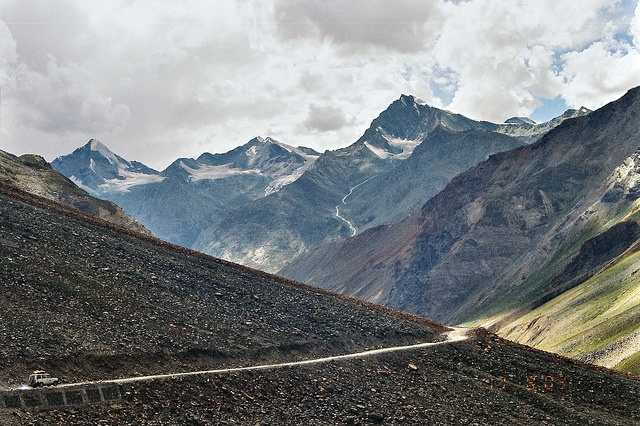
[[0, 0, 639, 169]]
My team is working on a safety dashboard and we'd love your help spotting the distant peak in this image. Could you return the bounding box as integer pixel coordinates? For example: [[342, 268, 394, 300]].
[[504, 116, 536, 125], [248, 136, 275, 145], [87, 138, 106, 150], [82, 138, 122, 165], [559, 106, 592, 119]]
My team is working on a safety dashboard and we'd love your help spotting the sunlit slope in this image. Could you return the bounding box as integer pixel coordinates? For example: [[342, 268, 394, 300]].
[[499, 239, 640, 373]]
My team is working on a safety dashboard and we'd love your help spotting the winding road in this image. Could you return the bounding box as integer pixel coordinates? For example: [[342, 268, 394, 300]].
[[335, 176, 377, 237], [15, 328, 469, 391]]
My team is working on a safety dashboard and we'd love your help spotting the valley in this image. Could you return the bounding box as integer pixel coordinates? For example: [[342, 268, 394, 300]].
[[284, 86, 640, 375], [4, 1, 640, 423], [334, 175, 377, 237], [2, 186, 640, 424]]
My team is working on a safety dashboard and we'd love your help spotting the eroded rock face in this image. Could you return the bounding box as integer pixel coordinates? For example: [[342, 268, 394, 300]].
[[603, 149, 640, 202]]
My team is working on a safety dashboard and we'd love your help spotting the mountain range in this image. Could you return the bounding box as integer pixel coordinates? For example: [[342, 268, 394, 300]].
[[5, 78, 640, 419], [283, 86, 640, 373], [52, 96, 590, 272], [53, 137, 319, 247]]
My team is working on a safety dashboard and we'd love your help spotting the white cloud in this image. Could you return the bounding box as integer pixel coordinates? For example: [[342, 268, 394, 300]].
[[303, 104, 349, 132], [432, 0, 619, 121], [634, 2, 640, 44], [274, 0, 446, 53], [0, 0, 638, 168], [560, 40, 640, 109], [558, 1, 640, 109]]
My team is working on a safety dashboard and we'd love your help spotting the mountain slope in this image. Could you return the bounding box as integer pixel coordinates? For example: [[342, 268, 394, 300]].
[[495, 238, 640, 373], [342, 127, 525, 231], [51, 98, 586, 271], [284, 87, 640, 330], [2, 185, 640, 425], [198, 96, 577, 272], [0, 184, 441, 388], [0, 149, 148, 234]]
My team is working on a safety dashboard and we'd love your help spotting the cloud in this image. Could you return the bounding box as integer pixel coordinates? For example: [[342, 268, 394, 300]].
[[432, 0, 618, 121], [13, 57, 130, 134], [556, 1, 640, 109], [634, 3, 640, 44], [560, 40, 640, 110], [274, 0, 446, 53], [303, 104, 349, 132], [0, 0, 638, 168]]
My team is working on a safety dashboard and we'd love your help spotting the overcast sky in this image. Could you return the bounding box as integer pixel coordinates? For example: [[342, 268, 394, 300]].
[[0, 0, 639, 169]]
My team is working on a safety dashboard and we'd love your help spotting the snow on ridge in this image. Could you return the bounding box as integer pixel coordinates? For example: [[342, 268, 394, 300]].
[[364, 142, 391, 159], [264, 169, 305, 196], [364, 135, 421, 160], [89, 139, 123, 166], [180, 161, 262, 182], [263, 154, 319, 196], [98, 172, 166, 193]]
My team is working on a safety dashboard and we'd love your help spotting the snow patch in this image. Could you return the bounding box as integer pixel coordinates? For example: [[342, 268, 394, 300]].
[[89, 140, 122, 166], [365, 136, 421, 160], [180, 161, 262, 182], [383, 136, 421, 159], [364, 142, 391, 159], [98, 172, 166, 193]]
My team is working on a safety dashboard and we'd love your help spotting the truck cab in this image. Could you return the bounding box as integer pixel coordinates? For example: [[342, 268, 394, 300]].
[[28, 370, 59, 387]]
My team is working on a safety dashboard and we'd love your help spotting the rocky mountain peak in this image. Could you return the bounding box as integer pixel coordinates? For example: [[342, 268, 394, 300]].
[[561, 106, 592, 119], [504, 116, 536, 125], [398, 94, 430, 107]]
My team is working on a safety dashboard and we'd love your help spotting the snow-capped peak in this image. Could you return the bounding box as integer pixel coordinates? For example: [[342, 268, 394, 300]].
[[398, 94, 430, 108], [504, 117, 536, 125], [52, 139, 162, 195], [87, 139, 121, 166]]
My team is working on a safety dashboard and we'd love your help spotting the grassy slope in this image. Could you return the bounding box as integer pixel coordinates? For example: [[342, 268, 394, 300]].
[[497, 242, 640, 372], [470, 197, 640, 373]]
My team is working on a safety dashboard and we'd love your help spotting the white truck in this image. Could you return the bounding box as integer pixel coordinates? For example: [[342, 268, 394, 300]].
[[28, 370, 59, 387]]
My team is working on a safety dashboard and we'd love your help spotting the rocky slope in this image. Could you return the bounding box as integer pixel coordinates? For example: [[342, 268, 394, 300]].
[[0, 149, 148, 234], [3, 187, 640, 425], [0, 185, 442, 388], [283, 87, 640, 345], [10, 331, 640, 425]]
